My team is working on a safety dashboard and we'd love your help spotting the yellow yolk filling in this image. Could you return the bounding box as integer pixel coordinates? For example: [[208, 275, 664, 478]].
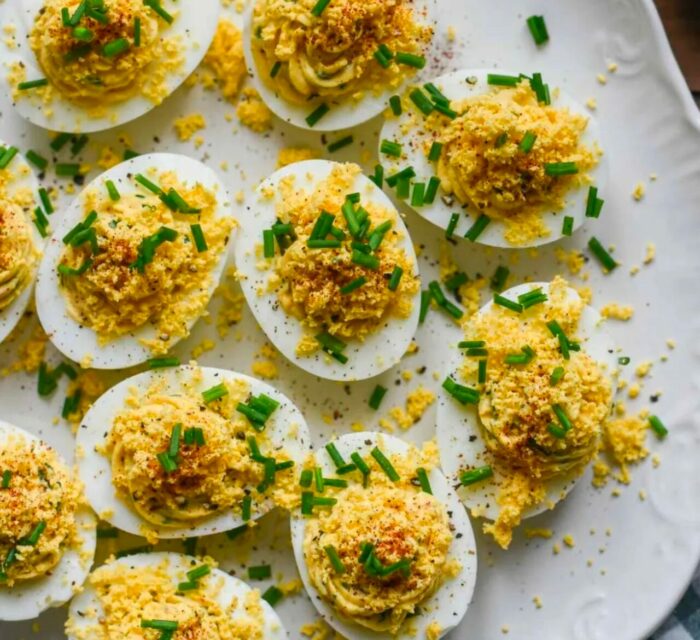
[[251, 0, 432, 105]]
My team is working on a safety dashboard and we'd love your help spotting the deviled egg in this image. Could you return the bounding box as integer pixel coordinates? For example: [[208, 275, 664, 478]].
[[236, 159, 421, 381], [243, 0, 436, 130], [3, 0, 220, 133], [290, 431, 477, 638], [436, 278, 616, 549], [35, 153, 235, 369], [0, 142, 43, 345], [76, 364, 311, 539], [66, 551, 286, 639], [0, 420, 96, 621], [379, 69, 607, 247]]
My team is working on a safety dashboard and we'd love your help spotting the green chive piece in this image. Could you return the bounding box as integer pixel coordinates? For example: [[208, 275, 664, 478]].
[[547, 423, 567, 439], [1, 470, 11, 489], [495, 132, 508, 148], [143, 0, 174, 23], [17, 79, 48, 90], [156, 452, 177, 473], [395, 52, 425, 68], [490, 265, 509, 292], [464, 214, 491, 241], [459, 340, 485, 349], [550, 366, 565, 386], [487, 74, 520, 86], [585, 186, 605, 218], [416, 467, 432, 494], [395, 176, 410, 199], [190, 224, 208, 252], [351, 250, 379, 270], [299, 469, 313, 488], [493, 293, 523, 313], [526, 15, 549, 45], [409, 88, 433, 115], [57, 258, 93, 276], [419, 289, 431, 323], [478, 359, 487, 384], [103, 180, 120, 201], [340, 276, 367, 295], [307, 238, 341, 249], [442, 376, 480, 405], [248, 565, 271, 580], [552, 404, 572, 431], [241, 495, 252, 521], [588, 237, 618, 271], [460, 465, 493, 486], [316, 331, 348, 363], [141, 620, 178, 632], [369, 385, 387, 410], [445, 271, 468, 292], [370, 163, 384, 188], [374, 48, 391, 69], [314, 466, 325, 492], [324, 545, 345, 573], [0, 147, 19, 169], [562, 215, 574, 236], [55, 162, 80, 177], [423, 176, 440, 204], [327, 135, 353, 153], [387, 266, 403, 291], [38, 187, 53, 214], [305, 103, 330, 127], [445, 213, 459, 239], [428, 141, 443, 161], [269, 61, 281, 77], [325, 442, 346, 468], [50, 132, 71, 151], [350, 452, 370, 477], [504, 346, 535, 365], [428, 281, 446, 305], [380, 139, 402, 157], [263, 229, 274, 258], [519, 131, 537, 153], [102, 37, 130, 57], [310, 0, 331, 16], [385, 166, 416, 187], [61, 7, 71, 25], [202, 383, 228, 404], [371, 447, 399, 481], [648, 415, 668, 438], [177, 581, 199, 591], [529, 72, 551, 105], [167, 423, 181, 459], [186, 564, 210, 581], [26, 150, 48, 171], [389, 95, 402, 116], [72, 26, 94, 41], [262, 586, 283, 606], [545, 162, 579, 176], [411, 182, 425, 207], [465, 347, 488, 357], [335, 463, 356, 475]]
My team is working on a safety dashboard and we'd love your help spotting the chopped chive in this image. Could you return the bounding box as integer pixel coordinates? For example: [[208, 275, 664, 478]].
[[141, 620, 178, 631], [518, 287, 548, 308], [504, 345, 535, 365], [26, 150, 48, 171], [269, 61, 281, 78], [547, 423, 567, 439], [323, 477, 347, 488], [305, 103, 330, 127], [550, 366, 565, 386], [167, 423, 181, 459], [545, 162, 579, 176], [312, 495, 337, 507], [310, 0, 331, 16], [464, 214, 491, 241], [157, 452, 177, 473], [588, 237, 618, 271], [385, 166, 416, 187], [478, 359, 487, 384], [459, 340, 485, 349], [410, 182, 425, 207], [526, 15, 549, 45], [0, 147, 18, 169], [416, 467, 432, 494], [190, 224, 208, 252], [177, 581, 199, 591], [38, 187, 53, 214], [389, 95, 402, 115], [143, 0, 173, 23], [17, 79, 48, 90], [428, 280, 446, 305], [419, 289, 431, 323], [465, 348, 487, 357], [395, 52, 425, 68], [307, 238, 341, 249], [487, 74, 520, 86], [530, 72, 551, 105], [186, 564, 210, 581], [493, 294, 523, 313], [314, 466, 325, 492], [460, 465, 493, 486], [519, 131, 537, 153], [371, 447, 399, 481], [340, 276, 367, 295], [445, 271, 468, 291], [445, 213, 459, 239], [55, 162, 80, 177], [310, 210, 334, 240], [387, 266, 403, 291], [552, 404, 572, 431], [495, 132, 508, 148], [423, 176, 440, 204], [336, 463, 356, 475], [325, 442, 346, 468], [648, 415, 668, 438], [299, 469, 313, 488], [380, 139, 402, 157], [428, 141, 443, 162], [72, 26, 94, 41], [63, 44, 92, 63], [1, 470, 11, 489], [442, 376, 480, 405], [324, 545, 345, 573], [133, 17, 141, 46], [351, 250, 379, 270], [585, 186, 604, 218], [409, 88, 433, 115], [263, 229, 275, 258], [202, 382, 228, 404], [350, 452, 370, 477], [490, 265, 509, 292], [370, 163, 384, 188], [248, 565, 271, 580], [368, 385, 388, 410], [241, 495, 252, 521], [433, 102, 457, 119], [562, 216, 574, 236], [50, 132, 71, 151], [57, 258, 93, 276], [327, 135, 353, 153], [618, 356, 631, 366], [104, 179, 120, 201], [395, 175, 410, 199], [374, 48, 391, 68], [102, 37, 130, 57], [61, 7, 71, 25], [262, 585, 283, 606]]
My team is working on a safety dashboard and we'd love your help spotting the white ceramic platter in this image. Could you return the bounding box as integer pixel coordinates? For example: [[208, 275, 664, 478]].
[[0, 0, 698, 638]]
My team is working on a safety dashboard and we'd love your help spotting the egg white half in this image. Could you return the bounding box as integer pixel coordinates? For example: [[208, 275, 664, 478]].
[[0, 420, 97, 622], [2, 0, 220, 133], [76, 364, 312, 539], [35, 153, 234, 369], [290, 431, 477, 640], [0, 144, 43, 345], [379, 69, 608, 248], [436, 282, 617, 522], [242, 0, 437, 131], [66, 551, 286, 639], [235, 159, 421, 381]]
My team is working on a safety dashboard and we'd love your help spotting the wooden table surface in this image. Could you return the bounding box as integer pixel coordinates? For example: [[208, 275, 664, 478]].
[[655, 0, 700, 100]]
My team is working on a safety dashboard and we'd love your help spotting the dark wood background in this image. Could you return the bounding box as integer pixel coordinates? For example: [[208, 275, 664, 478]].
[[656, 0, 700, 102]]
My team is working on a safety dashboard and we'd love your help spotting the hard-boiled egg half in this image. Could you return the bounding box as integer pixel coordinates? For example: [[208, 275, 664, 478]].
[[379, 69, 608, 247], [290, 431, 477, 639], [3, 0, 220, 133], [66, 551, 286, 639], [243, 0, 436, 130], [436, 278, 616, 549], [76, 364, 312, 539], [236, 159, 421, 381], [0, 141, 44, 345], [0, 420, 96, 621], [35, 153, 235, 369]]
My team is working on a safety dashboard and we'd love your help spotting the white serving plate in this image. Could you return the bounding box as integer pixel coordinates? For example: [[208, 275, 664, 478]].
[[0, 0, 698, 638]]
